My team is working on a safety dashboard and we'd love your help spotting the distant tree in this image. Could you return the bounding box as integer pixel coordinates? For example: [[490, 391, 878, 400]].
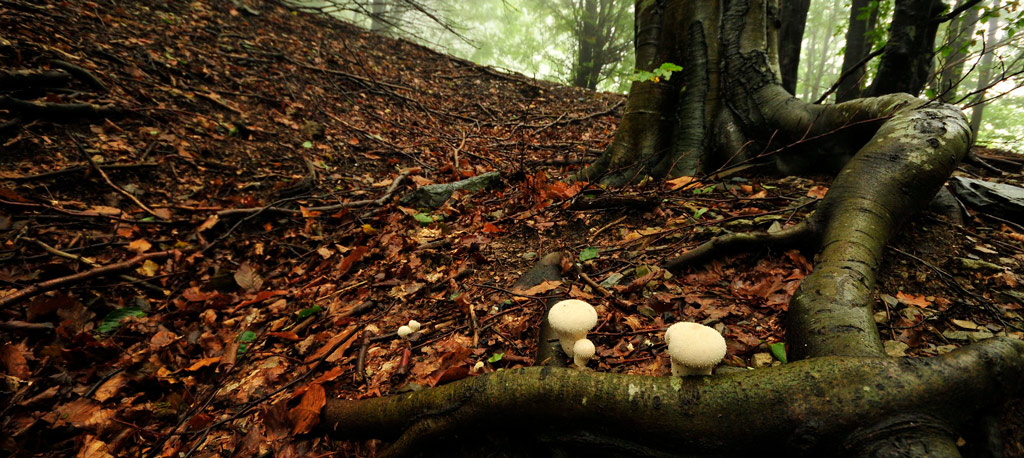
[[835, 0, 880, 102], [779, 0, 810, 94], [933, 0, 982, 102], [535, 0, 633, 90]]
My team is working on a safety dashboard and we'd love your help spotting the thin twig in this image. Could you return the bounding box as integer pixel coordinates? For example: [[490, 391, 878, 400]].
[[71, 135, 165, 220], [0, 250, 175, 308]]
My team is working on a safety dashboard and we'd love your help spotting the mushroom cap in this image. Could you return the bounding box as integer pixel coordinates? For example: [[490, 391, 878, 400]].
[[407, 320, 421, 333], [397, 325, 413, 339], [573, 338, 596, 359], [665, 322, 727, 368], [547, 299, 598, 333]]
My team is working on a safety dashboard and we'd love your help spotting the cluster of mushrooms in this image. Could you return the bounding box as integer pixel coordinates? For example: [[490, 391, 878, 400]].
[[548, 299, 727, 375]]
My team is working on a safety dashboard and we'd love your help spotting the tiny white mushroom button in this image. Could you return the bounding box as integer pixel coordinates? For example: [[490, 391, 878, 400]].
[[407, 320, 421, 332], [397, 325, 413, 340], [573, 338, 596, 368]]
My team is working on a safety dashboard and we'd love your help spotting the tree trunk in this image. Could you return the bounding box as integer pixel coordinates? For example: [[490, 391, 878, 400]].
[[836, 0, 880, 102], [935, 1, 981, 103], [866, 0, 946, 97], [779, 0, 810, 94], [320, 0, 1001, 455], [969, 0, 1001, 135], [370, 0, 390, 33], [572, 0, 602, 90]]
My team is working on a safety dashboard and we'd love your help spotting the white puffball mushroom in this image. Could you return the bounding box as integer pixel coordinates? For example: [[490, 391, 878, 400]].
[[665, 322, 727, 376], [397, 325, 413, 340], [547, 299, 598, 357], [572, 338, 596, 368], [407, 320, 421, 333]]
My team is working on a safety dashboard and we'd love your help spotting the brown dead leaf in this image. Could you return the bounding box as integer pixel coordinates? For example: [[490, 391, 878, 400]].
[[92, 373, 128, 402], [234, 263, 263, 291], [186, 356, 221, 371], [289, 383, 325, 435], [49, 399, 115, 431], [77, 435, 114, 458], [806, 185, 829, 199], [1, 343, 30, 379], [666, 176, 699, 191], [127, 239, 151, 253], [197, 214, 219, 232], [568, 284, 595, 300], [896, 292, 932, 308], [150, 330, 178, 350], [514, 279, 561, 296], [338, 246, 368, 277]]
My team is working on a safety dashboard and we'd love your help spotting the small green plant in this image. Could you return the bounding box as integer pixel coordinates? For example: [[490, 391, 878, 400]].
[[630, 62, 683, 83]]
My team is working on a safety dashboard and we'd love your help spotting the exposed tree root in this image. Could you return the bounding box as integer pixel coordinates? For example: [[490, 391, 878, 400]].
[[0, 95, 123, 120], [664, 220, 816, 271], [321, 338, 1024, 457]]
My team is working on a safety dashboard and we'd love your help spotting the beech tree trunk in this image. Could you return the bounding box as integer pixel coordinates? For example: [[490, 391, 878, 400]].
[[935, 1, 981, 103], [318, 1, 1014, 456], [836, 0, 879, 102], [779, 0, 809, 94], [865, 0, 946, 97]]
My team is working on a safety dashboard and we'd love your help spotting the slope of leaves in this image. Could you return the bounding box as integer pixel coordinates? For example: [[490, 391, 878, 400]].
[[1, 1, 1023, 457]]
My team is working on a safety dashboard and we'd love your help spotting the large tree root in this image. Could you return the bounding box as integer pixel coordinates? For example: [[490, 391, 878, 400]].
[[322, 338, 1024, 457]]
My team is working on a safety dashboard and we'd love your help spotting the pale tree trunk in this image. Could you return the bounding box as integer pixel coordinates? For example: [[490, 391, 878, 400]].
[[320, 1, 1018, 456], [370, 0, 390, 33], [935, 1, 981, 103], [970, 0, 1001, 135]]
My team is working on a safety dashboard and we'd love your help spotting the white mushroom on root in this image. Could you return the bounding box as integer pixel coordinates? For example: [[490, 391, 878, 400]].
[[665, 322, 727, 376], [407, 320, 421, 333], [397, 325, 413, 340], [547, 299, 598, 357], [572, 338, 596, 368]]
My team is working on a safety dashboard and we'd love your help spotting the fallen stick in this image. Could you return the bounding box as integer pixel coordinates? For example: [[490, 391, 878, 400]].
[[216, 169, 413, 217], [72, 135, 166, 220], [0, 250, 175, 308]]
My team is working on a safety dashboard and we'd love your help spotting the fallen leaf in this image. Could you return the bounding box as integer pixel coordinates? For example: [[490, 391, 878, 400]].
[[1, 343, 30, 379], [513, 280, 561, 296], [136, 259, 159, 277], [186, 356, 221, 371], [806, 185, 829, 199], [197, 214, 219, 232], [77, 435, 114, 458], [127, 239, 151, 253], [666, 176, 699, 191], [896, 292, 931, 308], [234, 263, 263, 291], [92, 373, 128, 402], [289, 383, 325, 435]]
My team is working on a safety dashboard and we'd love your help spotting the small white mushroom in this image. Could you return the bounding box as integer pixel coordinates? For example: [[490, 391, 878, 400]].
[[572, 338, 596, 368], [397, 325, 413, 340], [665, 322, 727, 376], [547, 299, 598, 357], [407, 320, 421, 333]]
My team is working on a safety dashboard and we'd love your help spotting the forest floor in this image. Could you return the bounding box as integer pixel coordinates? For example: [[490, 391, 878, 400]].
[[2, 0, 1024, 457]]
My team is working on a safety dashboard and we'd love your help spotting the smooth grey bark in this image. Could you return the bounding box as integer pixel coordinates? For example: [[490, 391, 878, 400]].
[[836, 0, 879, 102]]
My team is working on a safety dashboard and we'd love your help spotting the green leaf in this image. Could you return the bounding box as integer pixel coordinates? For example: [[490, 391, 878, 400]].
[[98, 307, 146, 334], [301, 141, 313, 149], [237, 330, 258, 356], [487, 352, 504, 363], [297, 305, 323, 319], [693, 208, 708, 219], [413, 213, 435, 225], [769, 342, 788, 364], [579, 246, 600, 261]]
